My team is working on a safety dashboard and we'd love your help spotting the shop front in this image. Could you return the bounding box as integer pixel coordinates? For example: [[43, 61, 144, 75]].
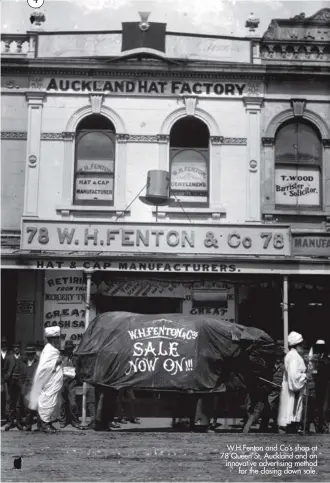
[[2, 220, 329, 351]]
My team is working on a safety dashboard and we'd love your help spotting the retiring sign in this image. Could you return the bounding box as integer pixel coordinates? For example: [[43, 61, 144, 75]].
[[21, 221, 291, 256], [43, 271, 86, 344]]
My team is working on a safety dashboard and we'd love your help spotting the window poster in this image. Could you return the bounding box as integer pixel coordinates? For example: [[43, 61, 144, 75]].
[[75, 156, 114, 202], [43, 271, 86, 346], [75, 175, 114, 201], [76, 158, 114, 174], [275, 167, 320, 206], [170, 149, 208, 203]]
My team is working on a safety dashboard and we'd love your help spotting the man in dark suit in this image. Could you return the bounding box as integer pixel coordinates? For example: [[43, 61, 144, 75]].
[[59, 340, 81, 428], [4, 342, 24, 431], [1, 337, 10, 426], [20, 343, 39, 431]]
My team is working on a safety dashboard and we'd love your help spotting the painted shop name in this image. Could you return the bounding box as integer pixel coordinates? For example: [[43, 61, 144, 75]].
[[46, 78, 246, 96]]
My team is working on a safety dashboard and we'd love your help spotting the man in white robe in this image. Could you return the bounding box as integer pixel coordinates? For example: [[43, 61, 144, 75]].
[[278, 331, 307, 433], [29, 326, 64, 433]]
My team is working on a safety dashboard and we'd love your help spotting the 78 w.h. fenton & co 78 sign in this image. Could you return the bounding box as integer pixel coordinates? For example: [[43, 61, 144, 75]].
[[21, 221, 290, 256]]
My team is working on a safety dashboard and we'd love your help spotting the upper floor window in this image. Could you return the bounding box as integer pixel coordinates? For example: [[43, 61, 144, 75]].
[[170, 118, 209, 205], [74, 115, 116, 205], [275, 120, 322, 208]]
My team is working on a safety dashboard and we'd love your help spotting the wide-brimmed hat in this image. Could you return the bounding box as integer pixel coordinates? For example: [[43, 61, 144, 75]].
[[64, 340, 75, 349], [274, 343, 285, 356], [25, 343, 36, 354], [35, 340, 44, 350]]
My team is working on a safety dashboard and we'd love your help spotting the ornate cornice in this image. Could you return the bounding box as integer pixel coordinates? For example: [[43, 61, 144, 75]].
[[1, 131, 27, 140], [116, 133, 130, 143], [210, 136, 247, 145], [262, 137, 275, 146], [1, 65, 266, 82], [157, 134, 169, 144], [41, 132, 75, 140]]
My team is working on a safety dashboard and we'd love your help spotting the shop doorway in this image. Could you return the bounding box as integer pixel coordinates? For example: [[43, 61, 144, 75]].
[[96, 295, 182, 315]]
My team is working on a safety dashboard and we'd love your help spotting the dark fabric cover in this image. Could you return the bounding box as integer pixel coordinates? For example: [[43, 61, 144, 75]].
[[75, 312, 276, 392]]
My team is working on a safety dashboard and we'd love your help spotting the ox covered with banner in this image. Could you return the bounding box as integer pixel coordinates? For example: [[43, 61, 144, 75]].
[[75, 313, 276, 392]]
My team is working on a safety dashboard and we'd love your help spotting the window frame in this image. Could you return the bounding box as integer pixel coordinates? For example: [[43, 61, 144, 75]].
[[274, 120, 322, 211], [73, 129, 116, 207]]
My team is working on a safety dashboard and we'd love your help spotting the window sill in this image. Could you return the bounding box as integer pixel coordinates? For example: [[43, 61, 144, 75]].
[[263, 209, 327, 218], [153, 206, 227, 221], [56, 205, 130, 217]]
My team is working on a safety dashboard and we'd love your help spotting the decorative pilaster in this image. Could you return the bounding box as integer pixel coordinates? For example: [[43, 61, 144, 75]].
[[62, 131, 75, 207], [157, 134, 169, 171], [243, 97, 263, 221], [323, 141, 330, 215], [114, 134, 129, 210], [24, 92, 46, 217], [261, 137, 275, 212]]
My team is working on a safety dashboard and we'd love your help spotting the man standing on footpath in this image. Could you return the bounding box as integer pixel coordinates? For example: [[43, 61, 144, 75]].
[[278, 331, 307, 433], [20, 343, 39, 431], [60, 340, 81, 429], [29, 326, 64, 433], [1, 337, 10, 426], [4, 342, 24, 431]]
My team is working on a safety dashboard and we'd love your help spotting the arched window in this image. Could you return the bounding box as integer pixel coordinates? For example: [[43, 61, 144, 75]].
[[74, 114, 116, 205], [170, 118, 209, 205], [275, 120, 322, 208]]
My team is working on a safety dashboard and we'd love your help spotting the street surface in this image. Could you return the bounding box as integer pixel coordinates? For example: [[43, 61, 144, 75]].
[[1, 419, 329, 482]]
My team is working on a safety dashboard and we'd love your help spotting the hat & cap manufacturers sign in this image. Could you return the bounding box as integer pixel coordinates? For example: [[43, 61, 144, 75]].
[[292, 234, 330, 257]]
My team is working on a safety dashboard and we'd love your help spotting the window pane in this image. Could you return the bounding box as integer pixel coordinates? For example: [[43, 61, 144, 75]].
[[75, 175, 114, 202], [171, 149, 208, 203], [77, 132, 114, 173], [275, 122, 321, 165], [275, 167, 320, 207]]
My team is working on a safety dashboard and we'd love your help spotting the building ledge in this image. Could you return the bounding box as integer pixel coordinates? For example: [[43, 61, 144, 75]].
[[153, 207, 227, 221], [263, 210, 328, 218], [56, 205, 130, 218]]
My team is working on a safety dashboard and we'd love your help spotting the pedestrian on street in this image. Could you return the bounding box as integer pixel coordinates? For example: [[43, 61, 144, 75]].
[[277, 331, 307, 433], [59, 340, 81, 429], [4, 342, 24, 431], [20, 343, 39, 431], [259, 343, 284, 432], [1, 337, 10, 426], [313, 340, 330, 433], [28, 326, 64, 433], [117, 388, 140, 425], [35, 341, 44, 361]]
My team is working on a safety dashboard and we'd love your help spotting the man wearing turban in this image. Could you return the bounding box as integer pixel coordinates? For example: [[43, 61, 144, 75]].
[[277, 331, 307, 433], [28, 326, 64, 433]]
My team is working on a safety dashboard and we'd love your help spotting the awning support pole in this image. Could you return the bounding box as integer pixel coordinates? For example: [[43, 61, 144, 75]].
[[283, 275, 289, 352], [82, 270, 92, 427]]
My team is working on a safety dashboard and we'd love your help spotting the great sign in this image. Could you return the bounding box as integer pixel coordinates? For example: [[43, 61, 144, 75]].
[[21, 221, 290, 256]]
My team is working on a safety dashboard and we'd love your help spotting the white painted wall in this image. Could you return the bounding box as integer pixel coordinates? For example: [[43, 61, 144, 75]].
[[2, 78, 329, 228]]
